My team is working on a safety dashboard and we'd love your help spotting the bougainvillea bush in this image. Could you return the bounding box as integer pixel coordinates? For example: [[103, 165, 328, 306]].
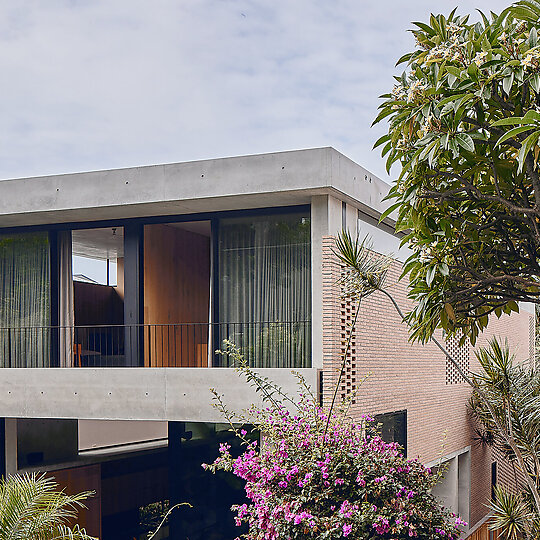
[[203, 360, 464, 539]]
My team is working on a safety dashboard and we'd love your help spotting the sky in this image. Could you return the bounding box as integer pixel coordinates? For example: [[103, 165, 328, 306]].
[[0, 0, 513, 184]]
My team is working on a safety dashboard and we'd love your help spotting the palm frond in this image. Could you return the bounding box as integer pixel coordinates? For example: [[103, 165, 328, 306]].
[[0, 473, 96, 540], [333, 230, 392, 300]]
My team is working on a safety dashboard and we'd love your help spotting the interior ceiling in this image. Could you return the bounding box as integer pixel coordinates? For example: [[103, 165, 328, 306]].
[[72, 228, 124, 260], [71, 221, 211, 260], [169, 221, 211, 237]]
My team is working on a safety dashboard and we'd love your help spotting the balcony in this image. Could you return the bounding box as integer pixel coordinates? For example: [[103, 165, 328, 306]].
[[0, 321, 312, 369]]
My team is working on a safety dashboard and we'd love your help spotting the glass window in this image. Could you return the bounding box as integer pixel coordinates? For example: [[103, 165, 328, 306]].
[[0, 232, 50, 367], [374, 410, 407, 456], [218, 213, 311, 368]]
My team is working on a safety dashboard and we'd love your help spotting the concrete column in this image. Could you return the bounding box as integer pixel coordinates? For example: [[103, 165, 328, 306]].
[[458, 451, 471, 528], [5, 418, 17, 476], [431, 457, 459, 515], [346, 204, 358, 237], [311, 195, 344, 371], [311, 195, 329, 371]]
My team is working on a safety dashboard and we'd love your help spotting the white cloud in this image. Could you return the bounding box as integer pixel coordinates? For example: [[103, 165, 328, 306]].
[[0, 0, 513, 182]]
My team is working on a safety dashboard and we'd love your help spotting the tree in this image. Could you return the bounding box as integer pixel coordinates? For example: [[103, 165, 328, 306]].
[[0, 472, 95, 540], [374, 1, 540, 345]]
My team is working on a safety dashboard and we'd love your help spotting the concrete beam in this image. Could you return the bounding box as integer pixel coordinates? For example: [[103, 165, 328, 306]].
[[0, 368, 317, 422], [0, 148, 392, 228]]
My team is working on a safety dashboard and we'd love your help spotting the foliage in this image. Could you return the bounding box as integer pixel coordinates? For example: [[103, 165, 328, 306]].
[[374, 1, 540, 345], [469, 338, 540, 538], [204, 345, 464, 540], [0, 472, 95, 540]]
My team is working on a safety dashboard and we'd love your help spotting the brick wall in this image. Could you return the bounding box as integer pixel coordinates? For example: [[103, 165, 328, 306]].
[[321, 235, 532, 528]]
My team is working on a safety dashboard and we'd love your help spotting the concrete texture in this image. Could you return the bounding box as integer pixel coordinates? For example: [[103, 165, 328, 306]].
[[0, 367, 317, 422], [0, 148, 392, 227]]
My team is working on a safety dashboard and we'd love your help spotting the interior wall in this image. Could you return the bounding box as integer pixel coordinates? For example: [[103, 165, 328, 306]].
[[115, 257, 124, 299], [79, 420, 167, 451], [74, 282, 124, 326], [144, 224, 210, 367], [17, 418, 78, 469]]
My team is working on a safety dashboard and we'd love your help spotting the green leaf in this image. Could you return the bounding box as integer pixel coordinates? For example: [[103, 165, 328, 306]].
[[495, 125, 534, 146], [502, 73, 514, 95], [455, 133, 475, 153], [412, 21, 435, 35], [530, 73, 540, 93], [523, 109, 540, 122], [373, 133, 391, 148], [379, 202, 402, 222], [426, 265, 436, 286], [518, 130, 540, 171], [529, 26, 538, 47], [372, 107, 395, 126], [446, 66, 462, 77], [491, 116, 528, 127]]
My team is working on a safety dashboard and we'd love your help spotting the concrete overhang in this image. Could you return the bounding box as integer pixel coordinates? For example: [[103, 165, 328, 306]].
[[0, 367, 318, 422], [0, 147, 393, 228]]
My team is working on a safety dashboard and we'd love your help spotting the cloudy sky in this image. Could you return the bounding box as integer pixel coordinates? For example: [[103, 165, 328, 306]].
[[0, 0, 513, 183]]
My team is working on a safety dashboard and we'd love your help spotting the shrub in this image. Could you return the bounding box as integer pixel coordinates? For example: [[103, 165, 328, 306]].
[[204, 362, 464, 539]]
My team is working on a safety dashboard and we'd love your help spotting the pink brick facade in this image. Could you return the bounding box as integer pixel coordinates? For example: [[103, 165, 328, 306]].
[[321, 235, 532, 529]]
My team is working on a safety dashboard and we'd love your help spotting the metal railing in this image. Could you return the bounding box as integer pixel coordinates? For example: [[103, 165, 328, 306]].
[[0, 321, 311, 368]]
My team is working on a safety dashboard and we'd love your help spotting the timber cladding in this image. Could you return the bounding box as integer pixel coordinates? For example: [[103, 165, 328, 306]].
[[143, 224, 210, 367]]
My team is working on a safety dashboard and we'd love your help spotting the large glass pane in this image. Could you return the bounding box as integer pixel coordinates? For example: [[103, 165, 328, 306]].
[[218, 213, 311, 368], [0, 232, 50, 367]]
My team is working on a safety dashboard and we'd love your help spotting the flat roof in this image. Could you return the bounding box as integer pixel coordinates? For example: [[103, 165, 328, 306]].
[[0, 147, 392, 228]]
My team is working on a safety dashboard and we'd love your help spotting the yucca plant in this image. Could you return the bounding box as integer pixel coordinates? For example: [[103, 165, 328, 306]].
[[0, 472, 96, 540], [490, 485, 535, 540]]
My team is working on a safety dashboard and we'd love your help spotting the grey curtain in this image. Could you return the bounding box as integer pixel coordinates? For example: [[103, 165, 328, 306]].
[[0, 232, 50, 367], [218, 213, 311, 368]]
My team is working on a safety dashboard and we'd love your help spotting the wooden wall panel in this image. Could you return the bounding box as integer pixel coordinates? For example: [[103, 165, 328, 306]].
[[74, 281, 123, 326], [466, 521, 498, 540], [51, 463, 102, 539], [144, 224, 210, 367]]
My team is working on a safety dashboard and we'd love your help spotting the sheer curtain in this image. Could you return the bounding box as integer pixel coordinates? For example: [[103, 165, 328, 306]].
[[0, 233, 50, 367], [218, 213, 311, 368], [59, 231, 74, 367]]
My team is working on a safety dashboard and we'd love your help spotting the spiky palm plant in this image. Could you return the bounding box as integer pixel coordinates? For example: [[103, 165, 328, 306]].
[[0, 472, 96, 540], [490, 485, 534, 540]]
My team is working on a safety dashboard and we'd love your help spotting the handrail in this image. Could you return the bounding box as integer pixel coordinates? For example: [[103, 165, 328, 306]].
[[0, 321, 312, 369]]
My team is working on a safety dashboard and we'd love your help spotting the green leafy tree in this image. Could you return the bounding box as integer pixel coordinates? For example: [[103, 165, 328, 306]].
[[0, 473, 96, 540], [374, 1, 540, 344]]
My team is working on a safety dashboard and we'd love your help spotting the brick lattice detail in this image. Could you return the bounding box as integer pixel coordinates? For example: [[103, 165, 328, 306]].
[[444, 334, 470, 385]]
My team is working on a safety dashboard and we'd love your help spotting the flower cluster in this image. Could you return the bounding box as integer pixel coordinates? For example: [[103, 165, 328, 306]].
[[522, 47, 540, 70], [204, 397, 464, 539]]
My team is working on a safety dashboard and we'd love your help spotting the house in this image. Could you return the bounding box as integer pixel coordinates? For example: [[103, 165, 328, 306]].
[[0, 147, 532, 539]]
